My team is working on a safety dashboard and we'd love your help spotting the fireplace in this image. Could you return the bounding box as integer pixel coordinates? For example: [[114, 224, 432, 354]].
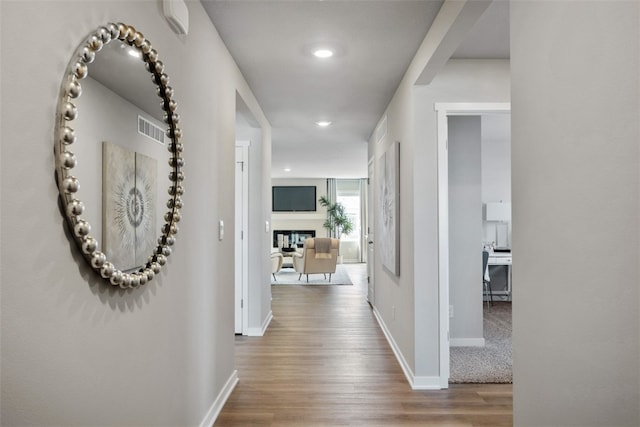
[[273, 230, 316, 248]]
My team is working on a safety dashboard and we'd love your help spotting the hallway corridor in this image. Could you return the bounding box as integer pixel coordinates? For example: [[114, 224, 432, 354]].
[[215, 264, 512, 426]]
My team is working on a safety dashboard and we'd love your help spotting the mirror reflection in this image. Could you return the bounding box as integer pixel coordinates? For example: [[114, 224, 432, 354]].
[[73, 40, 169, 271]]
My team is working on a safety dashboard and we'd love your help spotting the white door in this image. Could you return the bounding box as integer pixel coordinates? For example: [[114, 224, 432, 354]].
[[367, 159, 375, 304], [234, 144, 249, 334]]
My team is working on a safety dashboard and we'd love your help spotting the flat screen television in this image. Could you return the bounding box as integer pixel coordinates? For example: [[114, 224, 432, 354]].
[[272, 186, 317, 212]]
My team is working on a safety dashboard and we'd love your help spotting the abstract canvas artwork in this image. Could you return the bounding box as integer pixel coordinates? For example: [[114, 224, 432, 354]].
[[379, 141, 400, 276], [103, 142, 157, 271]]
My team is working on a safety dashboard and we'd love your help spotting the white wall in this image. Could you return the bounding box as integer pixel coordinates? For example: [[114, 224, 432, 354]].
[[511, 1, 639, 425], [448, 116, 483, 343], [481, 114, 511, 247], [371, 58, 509, 386], [0, 1, 271, 425]]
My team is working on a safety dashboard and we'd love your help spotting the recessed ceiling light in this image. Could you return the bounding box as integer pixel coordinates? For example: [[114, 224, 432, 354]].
[[284, 167, 292, 172], [315, 121, 332, 127], [313, 48, 334, 59]]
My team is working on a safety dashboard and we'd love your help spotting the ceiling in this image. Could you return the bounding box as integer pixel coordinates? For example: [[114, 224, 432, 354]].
[[202, 0, 509, 179]]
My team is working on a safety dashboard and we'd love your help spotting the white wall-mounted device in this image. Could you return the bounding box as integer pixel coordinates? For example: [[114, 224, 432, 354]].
[[163, 0, 189, 35]]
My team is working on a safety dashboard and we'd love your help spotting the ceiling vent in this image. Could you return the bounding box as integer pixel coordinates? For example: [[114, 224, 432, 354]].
[[138, 115, 165, 145]]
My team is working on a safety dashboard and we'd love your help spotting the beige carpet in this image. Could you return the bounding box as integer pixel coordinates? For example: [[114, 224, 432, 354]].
[[449, 301, 512, 384]]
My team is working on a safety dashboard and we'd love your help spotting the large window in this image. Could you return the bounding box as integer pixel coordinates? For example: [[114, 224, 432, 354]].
[[335, 179, 366, 262]]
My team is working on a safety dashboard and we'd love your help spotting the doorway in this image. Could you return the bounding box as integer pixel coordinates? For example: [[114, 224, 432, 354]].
[[235, 142, 249, 334], [435, 103, 511, 384]]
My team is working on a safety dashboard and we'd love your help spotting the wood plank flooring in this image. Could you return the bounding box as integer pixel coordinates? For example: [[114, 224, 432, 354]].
[[214, 265, 512, 426]]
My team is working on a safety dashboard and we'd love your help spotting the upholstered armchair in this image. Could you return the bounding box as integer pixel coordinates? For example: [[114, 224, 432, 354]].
[[270, 252, 284, 281], [292, 237, 339, 282]]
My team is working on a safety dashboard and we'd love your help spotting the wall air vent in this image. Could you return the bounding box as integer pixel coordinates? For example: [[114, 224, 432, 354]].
[[138, 115, 165, 145]]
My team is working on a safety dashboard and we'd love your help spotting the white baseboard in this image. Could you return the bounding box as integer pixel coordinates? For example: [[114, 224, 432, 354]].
[[450, 337, 485, 347], [199, 370, 238, 427], [246, 310, 273, 336], [372, 307, 444, 390]]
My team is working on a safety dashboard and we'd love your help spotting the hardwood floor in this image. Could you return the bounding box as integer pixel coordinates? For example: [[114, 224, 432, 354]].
[[214, 264, 512, 426]]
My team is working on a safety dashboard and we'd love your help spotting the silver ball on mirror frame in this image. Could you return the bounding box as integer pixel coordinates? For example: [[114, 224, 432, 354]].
[[81, 46, 95, 64], [164, 86, 173, 99], [161, 246, 171, 257], [138, 272, 148, 285], [133, 32, 145, 47], [168, 100, 177, 112], [61, 126, 76, 144], [158, 235, 175, 246], [140, 40, 151, 54], [73, 61, 88, 79], [168, 184, 184, 196], [107, 23, 120, 39], [168, 156, 184, 168], [166, 197, 183, 209], [63, 102, 78, 121], [98, 27, 112, 44], [130, 274, 141, 288], [168, 141, 183, 153], [90, 251, 106, 268], [168, 170, 184, 182], [156, 254, 167, 266], [67, 199, 84, 217], [61, 151, 77, 169], [81, 235, 97, 254], [67, 78, 82, 98], [151, 262, 161, 274], [73, 219, 91, 237], [126, 26, 137, 42], [100, 262, 115, 278], [148, 49, 158, 62], [160, 73, 169, 86], [145, 268, 155, 281], [62, 176, 80, 193], [87, 35, 103, 52], [117, 23, 129, 40], [163, 211, 180, 224], [154, 61, 164, 74], [110, 270, 124, 286], [121, 273, 132, 288]]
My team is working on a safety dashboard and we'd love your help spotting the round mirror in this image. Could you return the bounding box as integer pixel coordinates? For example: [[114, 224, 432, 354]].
[[54, 23, 184, 288]]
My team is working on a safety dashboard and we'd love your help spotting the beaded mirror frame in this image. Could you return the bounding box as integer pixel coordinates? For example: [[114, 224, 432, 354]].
[[54, 23, 184, 288]]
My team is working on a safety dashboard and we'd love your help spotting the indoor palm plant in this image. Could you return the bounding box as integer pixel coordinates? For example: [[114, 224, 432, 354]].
[[319, 196, 354, 238]]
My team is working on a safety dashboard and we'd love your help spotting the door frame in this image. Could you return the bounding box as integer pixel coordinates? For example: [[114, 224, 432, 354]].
[[367, 157, 375, 305], [435, 102, 510, 387], [235, 141, 250, 335]]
